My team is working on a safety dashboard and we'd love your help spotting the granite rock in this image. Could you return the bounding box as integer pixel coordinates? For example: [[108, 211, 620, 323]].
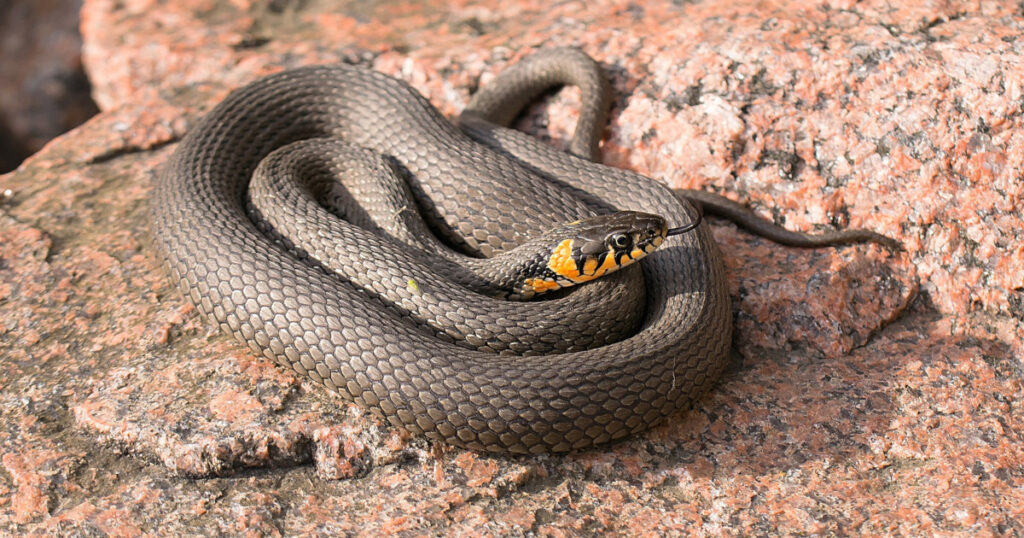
[[0, 0, 1020, 534]]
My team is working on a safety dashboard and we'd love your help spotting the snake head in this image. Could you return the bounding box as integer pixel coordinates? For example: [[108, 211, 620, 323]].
[[514, 211, 668, 298]]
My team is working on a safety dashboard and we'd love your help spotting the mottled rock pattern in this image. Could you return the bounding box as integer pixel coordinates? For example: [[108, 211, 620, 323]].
[[0, 0, 1020, 535]]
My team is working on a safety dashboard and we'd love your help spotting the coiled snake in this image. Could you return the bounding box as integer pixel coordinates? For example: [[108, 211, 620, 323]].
[[153, 48, 891, 453]]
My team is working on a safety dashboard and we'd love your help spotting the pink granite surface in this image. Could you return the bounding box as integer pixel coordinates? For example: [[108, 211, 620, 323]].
[[0, 0, 1020, 534]]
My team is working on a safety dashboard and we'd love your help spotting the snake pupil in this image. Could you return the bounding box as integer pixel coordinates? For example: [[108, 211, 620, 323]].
[[612, 233, 630, 248]]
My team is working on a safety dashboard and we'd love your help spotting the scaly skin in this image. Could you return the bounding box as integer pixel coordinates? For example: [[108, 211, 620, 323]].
[[151, 48, 887, 453]]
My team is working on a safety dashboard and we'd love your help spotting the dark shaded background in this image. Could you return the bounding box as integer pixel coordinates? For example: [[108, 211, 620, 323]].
[[0, 0, 98, 173]]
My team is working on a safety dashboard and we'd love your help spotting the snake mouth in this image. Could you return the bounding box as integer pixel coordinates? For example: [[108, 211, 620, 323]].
[[632, 215, 670, 254]]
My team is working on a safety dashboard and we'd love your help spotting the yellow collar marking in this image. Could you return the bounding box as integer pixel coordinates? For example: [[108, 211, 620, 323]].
[[524, 277, 560, 293], [548, 239, 582, 281], [548, 240, 638, 287]]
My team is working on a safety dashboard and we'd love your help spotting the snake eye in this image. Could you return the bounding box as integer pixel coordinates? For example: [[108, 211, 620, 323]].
[[610, 233, 631, 249]]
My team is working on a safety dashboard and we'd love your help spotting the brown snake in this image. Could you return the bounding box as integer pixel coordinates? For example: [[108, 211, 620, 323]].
[[152, 48, 893, 453]]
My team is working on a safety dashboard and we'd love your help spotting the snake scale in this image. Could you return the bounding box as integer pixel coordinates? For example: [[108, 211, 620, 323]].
[[153, 48, 888, 453]]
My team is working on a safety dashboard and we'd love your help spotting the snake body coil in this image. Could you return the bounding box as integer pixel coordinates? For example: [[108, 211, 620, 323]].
[[153, 49, 731, 453]]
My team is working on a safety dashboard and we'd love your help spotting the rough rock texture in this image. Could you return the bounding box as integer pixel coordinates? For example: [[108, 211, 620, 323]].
[[0, 0, 99, 172], [0, 0, 1020, 534]]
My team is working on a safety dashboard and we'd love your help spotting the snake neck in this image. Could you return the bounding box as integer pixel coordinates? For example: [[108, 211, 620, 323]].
[[452, 245, 552, 300]]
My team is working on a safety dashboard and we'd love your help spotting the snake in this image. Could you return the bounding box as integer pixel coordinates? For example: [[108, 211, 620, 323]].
[[152, 48, 894, 453]]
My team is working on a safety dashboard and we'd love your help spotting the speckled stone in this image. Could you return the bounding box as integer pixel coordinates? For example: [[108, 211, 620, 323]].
[[0, 0, 1020, 535]]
